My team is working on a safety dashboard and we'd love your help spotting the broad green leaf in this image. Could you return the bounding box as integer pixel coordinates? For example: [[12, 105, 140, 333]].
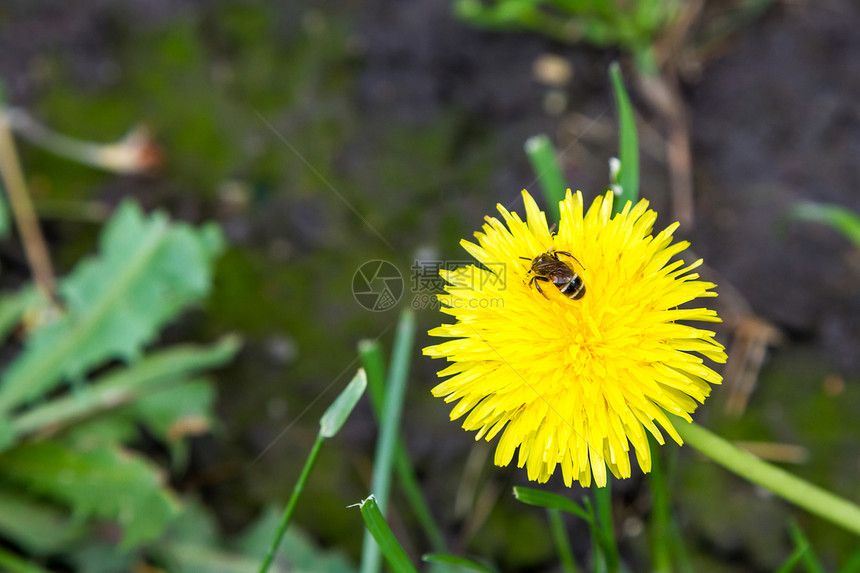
[[512, 486, 590, 521], [63, 540, 136, 573], [320, 369, 367, 438], [163, 499, 221, 548], [0, 200, 224, 413], [357, 496, 418, 573], [0, 485, 89, 555], [161, 541, 288, 573], [0, 547, 56, 573], [133, 379, 215, 460], [0, 288, 37, 343], [0, 442, 180, 548], [422, 553, 497, 572], [61, 379, 215, 464], [8, 336, 240, 447]]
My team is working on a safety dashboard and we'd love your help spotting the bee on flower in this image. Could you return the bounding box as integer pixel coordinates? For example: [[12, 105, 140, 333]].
[[424, 190, 727, 488]]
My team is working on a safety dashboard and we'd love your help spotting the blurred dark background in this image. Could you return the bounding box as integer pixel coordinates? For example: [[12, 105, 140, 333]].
[[1, 0, 860, 570]]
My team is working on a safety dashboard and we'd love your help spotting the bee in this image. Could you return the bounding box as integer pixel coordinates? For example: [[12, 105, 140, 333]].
[[522, 248, 586, 300]]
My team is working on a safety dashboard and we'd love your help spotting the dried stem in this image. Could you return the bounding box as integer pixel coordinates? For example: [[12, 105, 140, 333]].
[[0, 110, 57, 301]]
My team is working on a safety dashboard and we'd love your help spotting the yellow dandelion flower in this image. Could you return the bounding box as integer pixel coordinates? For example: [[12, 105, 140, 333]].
[[424, 190, 727, 487]]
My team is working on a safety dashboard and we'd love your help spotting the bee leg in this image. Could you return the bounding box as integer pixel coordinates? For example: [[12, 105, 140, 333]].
[[555, 251, 584, 269], [531, 276, 551, 299]]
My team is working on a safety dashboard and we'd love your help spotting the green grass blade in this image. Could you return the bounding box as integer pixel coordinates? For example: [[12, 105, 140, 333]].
[[423, 553, 497, 572], [359, 338, 448, 552], [648, 439, 672, 573], [547, 508, 578, 573], [525, 134, 566, 222], [360, 310, 416, 573], [259, 369, 367, 573], [775, 542, 809, 573], [676, 420, 860, 536], [358, 339, 387, 412], [788, 202, 860, 251], [320, 369, 367, 438], [513, 486, 590, 521], [394, 448, 447, 551], [670, 514, 694, 573], [257, 435, 324, 573], [359, 496, 419, 573], [788, 521, 825, 573], [594, 482, 620, 573], [609, 62, 639, 214]]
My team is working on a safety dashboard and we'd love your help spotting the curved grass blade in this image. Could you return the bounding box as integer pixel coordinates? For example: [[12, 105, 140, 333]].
[[512, 486, 589, 521], [609, 62, 639, 214], [358, 496, 418, 573], [676, 420, 860, 536], [320, 368, 367, 438], [525, 135, 565, 222], [787, 202, 860, 250]]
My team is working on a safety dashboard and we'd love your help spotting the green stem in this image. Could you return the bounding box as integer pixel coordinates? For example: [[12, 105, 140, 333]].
[[677, 421, 860, 536], [258, 435, 324, 573], [648, 438, 672, 573], [547, 508, 578, 573], [525, 135, 565, 222], [594, 482, 620, 573], [584, 498, 608, 573]]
